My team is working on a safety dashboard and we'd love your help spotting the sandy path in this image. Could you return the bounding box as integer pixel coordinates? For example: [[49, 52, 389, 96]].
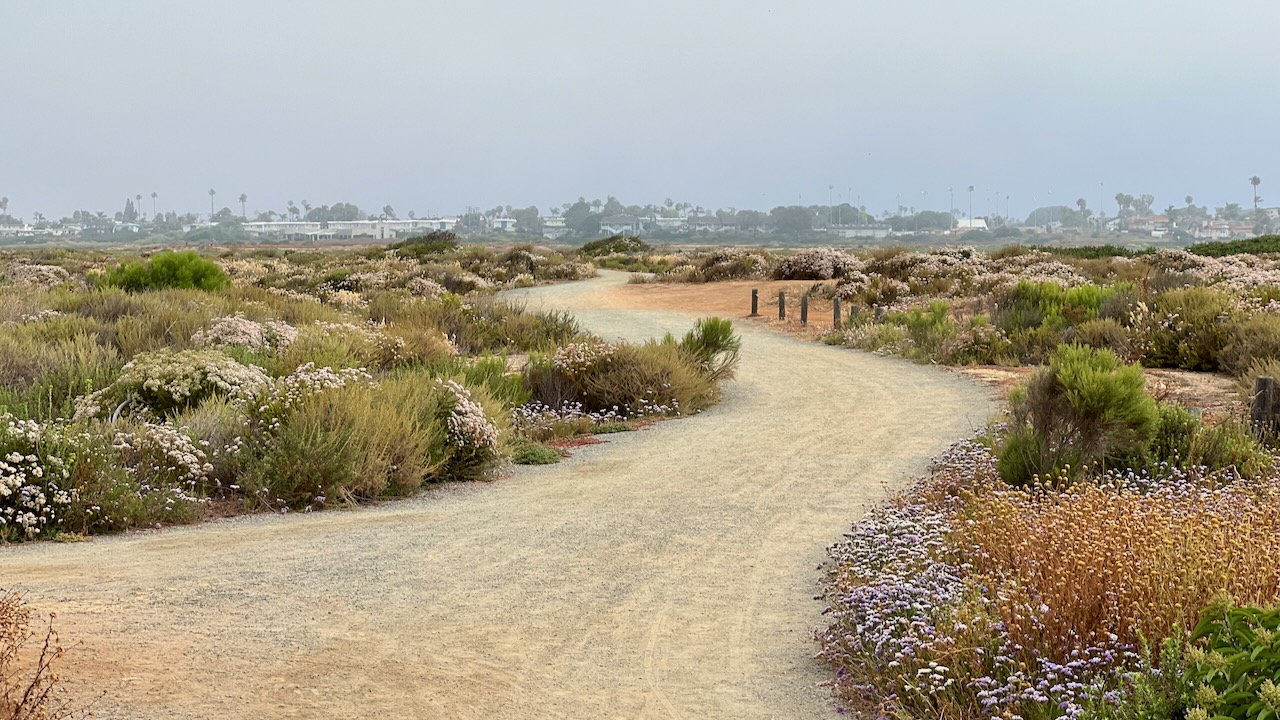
[[0, 271, 994, 719]]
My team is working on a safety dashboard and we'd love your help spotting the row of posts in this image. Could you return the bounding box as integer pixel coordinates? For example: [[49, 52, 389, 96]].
[[749, 289, 885, 329]]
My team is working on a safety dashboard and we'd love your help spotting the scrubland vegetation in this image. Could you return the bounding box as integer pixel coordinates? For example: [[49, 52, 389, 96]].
[[581, 238, 1280, 718], [0, 238, 740, 541]]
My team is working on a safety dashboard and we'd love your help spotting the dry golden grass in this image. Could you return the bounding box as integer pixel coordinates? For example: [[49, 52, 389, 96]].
[[959, 477, 1280, 656]]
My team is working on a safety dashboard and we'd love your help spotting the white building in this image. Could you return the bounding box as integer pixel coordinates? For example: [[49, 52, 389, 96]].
[[599, 215, 643, 235], [242, 218, 455, 241]]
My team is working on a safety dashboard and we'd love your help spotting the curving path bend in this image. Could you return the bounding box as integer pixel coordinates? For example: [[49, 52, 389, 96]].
[[0, 271, 994, 719]]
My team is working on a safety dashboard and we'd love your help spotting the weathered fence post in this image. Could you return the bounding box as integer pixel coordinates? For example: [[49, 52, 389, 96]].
[[874, 305, 886, 323], [750, 288, 759, 317], [778, 291, 786, 320], [800, 295, 809, 325], [849, 305, 860, 324], [833, 296, 842, 330], [1252, 375, 1276, 437]]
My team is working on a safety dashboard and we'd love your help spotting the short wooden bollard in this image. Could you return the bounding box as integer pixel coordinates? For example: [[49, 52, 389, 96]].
[[874, 305, 886, 322], [750, 288, 759, 316], [800, 295, 809, 325], [778, 291, 786, 320], [1252, 375, 1276, 436], [833, 296, 842, 330]]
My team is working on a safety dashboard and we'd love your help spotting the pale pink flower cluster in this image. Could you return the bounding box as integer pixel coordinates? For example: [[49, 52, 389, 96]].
[[4, 263, 71, 288], [776, 247, 863, 280], [113, 422, 213, 486], [438, 379, 500, 452], [552, 341, 616, 376], [192, 314, 298, 352], [406, 275, 447, 298]]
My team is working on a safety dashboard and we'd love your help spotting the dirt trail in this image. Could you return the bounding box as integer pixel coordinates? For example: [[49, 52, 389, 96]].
[[0, 271, 994, 719]]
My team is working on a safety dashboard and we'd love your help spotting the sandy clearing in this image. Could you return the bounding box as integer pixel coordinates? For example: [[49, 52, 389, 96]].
[[0, 270, 995, 719]]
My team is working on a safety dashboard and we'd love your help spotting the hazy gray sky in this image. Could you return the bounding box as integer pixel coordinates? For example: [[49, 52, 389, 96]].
[[3, 0, 1278, 220]]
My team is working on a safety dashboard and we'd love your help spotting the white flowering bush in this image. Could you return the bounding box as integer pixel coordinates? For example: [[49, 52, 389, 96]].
[[775, 247, 862, 280], [438, 379, 500, 453], [3, 263, 72, 288], [406, 275, 447, 298], [552, 341, 616, 377], [112, 422, 213, 494], [0, 415, 72, 539], [75, 348, 272, 419], [191, 313, 298, 352]]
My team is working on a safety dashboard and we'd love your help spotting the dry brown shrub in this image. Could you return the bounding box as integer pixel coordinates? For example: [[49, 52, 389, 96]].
[[1, 589, 92, 719], [958, 478, 1280, 658]]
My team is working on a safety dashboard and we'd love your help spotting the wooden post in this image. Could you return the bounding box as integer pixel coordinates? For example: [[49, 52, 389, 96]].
[[778, 291, 786, 320], [800, 295, 809, 325], [874, 305, 886, 322], [833, 296, 842, 330], [750, 288, 759, 317], [1252, 375, 1275, 436]]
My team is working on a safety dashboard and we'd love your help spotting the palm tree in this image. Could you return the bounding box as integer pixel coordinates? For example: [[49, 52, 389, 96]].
[[135, 194, 142, 219], [151, 192, 158, 218], [208, 189, 216, 220], [0, 197, 8, 219], [967, 185, 975, 222], [1185, 195, 1194, 208], [287, 200, 298, 221], [239, 193, 248, 219], [1251, 176, 1262, 210]]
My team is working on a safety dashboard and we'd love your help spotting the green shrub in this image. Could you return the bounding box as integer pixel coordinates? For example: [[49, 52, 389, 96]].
[[1220, 312, 1280, 377], [1071, 317, 1136, 361], [998, 344, 1159, 486], [1142, 287, 1234, 371], [995, 280, 1120, 334], [103, 251, 230, 292], [579, 342, 717, 416], [579, 235, 651, 257], [593, 421, 631, 434], [674, 317, 741, 382], [1181, 601, 1280, 720], [1187, 234, 1280, 257], [391, 230, 460, 259], [510, 439, 561, 465]]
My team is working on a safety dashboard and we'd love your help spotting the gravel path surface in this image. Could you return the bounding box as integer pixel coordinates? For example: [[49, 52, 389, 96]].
[[0, 271, 994, 719]]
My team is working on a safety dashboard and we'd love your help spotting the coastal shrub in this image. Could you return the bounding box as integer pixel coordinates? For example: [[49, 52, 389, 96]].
[[1219, 311, 1280, 376], [392, 230, 460, 259], [75, 348, 271, 419], [1181, 602, 1280, 720], [579, 235, 650, 256], [103, 251, 230, 292], [579, 341, 716, 416], [1070, 317, 1136, 361], [773, 247, 861, 280], [674, 316, 741, 383], [0, 331, 121, 420], [510, 438, 561, 465], [1141, 287, 1235, 371], [0, 589, 86, 719], [998, 344, 1158, 485]]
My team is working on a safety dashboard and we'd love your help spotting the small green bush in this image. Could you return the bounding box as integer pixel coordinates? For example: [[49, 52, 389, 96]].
[[1181, 601, 1280, 720], [103, 251, 230, 292], [593, 421, 631, 434], [674, 317, 741, 383], [1220, 312, 1280, 377], [998, 344, 1159, 486], [579, 235, 651, 257], [1187, 234, 1280, 257], [1071, 317, 1136, 361], [391, 230, 460, 259], [510, 439, 561, 465], [1142, 287, 1234, 371]]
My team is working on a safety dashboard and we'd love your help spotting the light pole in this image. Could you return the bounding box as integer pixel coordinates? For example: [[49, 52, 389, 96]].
[[967, 185, 974, 227], [922, 191, 928, 231], [1099, 181, 1105, 231], [828, 185, 834, 226], [948, 187, 954, 232]]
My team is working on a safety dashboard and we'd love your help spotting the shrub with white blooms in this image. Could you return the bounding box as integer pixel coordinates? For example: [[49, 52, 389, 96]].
[[0, 415, 72, 539], [438, 379, 500, 454], [191, 313, 298, 352], [75, 348, 272, 419]]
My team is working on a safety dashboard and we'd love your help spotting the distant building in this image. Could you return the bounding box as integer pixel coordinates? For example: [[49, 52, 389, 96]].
[[542, 216, 568, 240], [599, 215, 643, 235], [827, 224, 892, 239], [242, 218, 451, 241], [953, 218, 988, 232]]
